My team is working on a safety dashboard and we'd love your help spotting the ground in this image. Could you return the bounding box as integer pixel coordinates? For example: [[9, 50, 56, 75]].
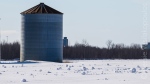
[[0, 60, 150, 84]]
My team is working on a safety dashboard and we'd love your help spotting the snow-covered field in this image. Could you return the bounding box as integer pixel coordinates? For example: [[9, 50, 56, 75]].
[[0, 60, 150, 84]]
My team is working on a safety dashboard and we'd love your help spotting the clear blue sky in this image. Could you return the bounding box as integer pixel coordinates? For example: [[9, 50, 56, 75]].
[[0, 0, 150, 47]]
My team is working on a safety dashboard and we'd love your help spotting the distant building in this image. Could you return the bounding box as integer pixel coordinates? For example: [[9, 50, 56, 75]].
[[63, 37, 68, 47], [142, 42, 150, 49]]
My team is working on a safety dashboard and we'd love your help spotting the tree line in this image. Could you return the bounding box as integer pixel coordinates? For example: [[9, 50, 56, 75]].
[[1, 41, 20, 60], [63, 40, 150, 59], [0, 40, 149, 60]]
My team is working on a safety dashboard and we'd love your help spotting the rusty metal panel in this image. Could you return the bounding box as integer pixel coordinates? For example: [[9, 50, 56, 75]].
[[21, 3, 63, 14]]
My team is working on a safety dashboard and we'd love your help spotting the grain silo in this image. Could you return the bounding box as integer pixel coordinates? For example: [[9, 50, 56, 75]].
[[63, 37, 68, 47], [20, 3, 63, 62]]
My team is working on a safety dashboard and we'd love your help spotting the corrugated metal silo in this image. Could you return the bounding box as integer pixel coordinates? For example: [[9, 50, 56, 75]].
[[20, 3, 63, 62], [63, 37, 68, 47]]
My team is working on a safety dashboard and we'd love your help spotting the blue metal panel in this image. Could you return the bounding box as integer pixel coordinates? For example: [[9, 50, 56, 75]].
[[20, 14, 63, 62]]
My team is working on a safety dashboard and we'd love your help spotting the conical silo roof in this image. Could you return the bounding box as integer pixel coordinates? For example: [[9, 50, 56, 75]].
[[21, 3, 63, 14]]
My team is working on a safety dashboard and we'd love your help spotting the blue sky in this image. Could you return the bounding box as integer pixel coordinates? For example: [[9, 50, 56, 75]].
[[0, 0, 150, 47]]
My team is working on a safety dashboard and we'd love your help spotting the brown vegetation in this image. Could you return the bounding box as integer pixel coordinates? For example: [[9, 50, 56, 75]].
[[63, 40, 150, 59], [1, 41, 20, 60], [1, 40, 150, 60]]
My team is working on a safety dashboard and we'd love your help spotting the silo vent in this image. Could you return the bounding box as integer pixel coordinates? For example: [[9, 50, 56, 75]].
[[40, 2, 44, 4]]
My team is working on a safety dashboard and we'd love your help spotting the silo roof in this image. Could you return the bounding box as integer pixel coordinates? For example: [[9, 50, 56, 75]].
[[21, 3, 63, 14]]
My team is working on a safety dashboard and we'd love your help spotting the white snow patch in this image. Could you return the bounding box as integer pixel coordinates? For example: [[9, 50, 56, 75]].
[[0, 60, 149, 84]]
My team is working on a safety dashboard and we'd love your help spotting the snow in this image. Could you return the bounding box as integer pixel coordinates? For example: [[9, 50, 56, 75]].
[[0, 60, 150, 84]]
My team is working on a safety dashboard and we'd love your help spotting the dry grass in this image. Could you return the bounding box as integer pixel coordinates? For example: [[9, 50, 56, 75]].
[[63, 60, 73, 63]]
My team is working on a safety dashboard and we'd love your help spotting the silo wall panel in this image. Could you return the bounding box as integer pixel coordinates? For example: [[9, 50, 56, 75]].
[[20, 14, 63, 62]]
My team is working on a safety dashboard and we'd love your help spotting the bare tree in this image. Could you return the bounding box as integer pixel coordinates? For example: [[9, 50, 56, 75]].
[[82, 39, 89, 46], [106, 40, 112, 49]]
